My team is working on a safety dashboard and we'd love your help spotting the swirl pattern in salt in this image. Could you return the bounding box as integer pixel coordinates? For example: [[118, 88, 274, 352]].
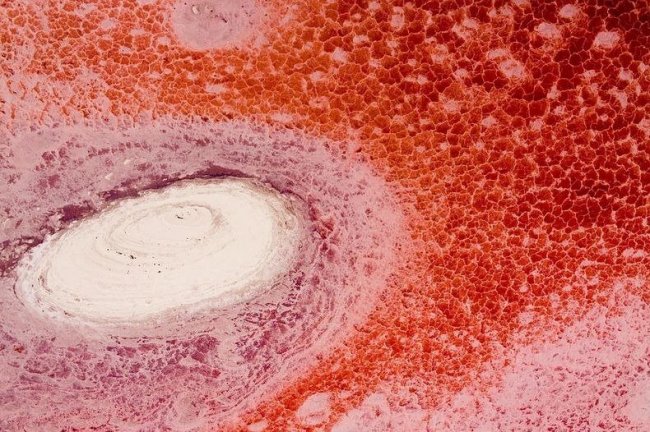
[[0, 120, 409, 429], [17, 179, 302, 323]]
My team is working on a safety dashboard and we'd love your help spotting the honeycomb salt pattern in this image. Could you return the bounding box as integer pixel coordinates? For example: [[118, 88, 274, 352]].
[[1, 0, 648, 431]]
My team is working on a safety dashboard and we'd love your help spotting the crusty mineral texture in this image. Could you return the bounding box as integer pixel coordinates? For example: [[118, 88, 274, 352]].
[[0, 0, 647, 431]]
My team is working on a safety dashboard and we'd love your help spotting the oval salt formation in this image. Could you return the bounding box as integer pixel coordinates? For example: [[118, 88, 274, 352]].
[[1, 121, 408, 429], [17, 178, 303, 323]]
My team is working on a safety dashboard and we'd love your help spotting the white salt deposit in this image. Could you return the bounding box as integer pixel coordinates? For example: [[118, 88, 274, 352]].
[[16, 178, 302, 323]]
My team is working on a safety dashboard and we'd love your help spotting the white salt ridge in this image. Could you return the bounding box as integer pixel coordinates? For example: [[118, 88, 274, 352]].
[[17, 178, 303, 323]]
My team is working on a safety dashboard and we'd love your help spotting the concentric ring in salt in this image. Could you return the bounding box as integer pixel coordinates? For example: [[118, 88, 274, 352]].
[[1, 120, 407, 428], [17, 178, 302, 323]]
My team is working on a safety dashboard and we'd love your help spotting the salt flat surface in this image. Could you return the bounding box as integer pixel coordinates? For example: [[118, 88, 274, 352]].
[[17, 178, 302, 322]]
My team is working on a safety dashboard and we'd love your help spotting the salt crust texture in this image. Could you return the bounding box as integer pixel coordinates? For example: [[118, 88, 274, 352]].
[[319, 281, 649, 432], [17, 178, 303, 323], [0, 0, 648, 430], [0, 120, 408, 430], [169, 0, 266, 51]]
